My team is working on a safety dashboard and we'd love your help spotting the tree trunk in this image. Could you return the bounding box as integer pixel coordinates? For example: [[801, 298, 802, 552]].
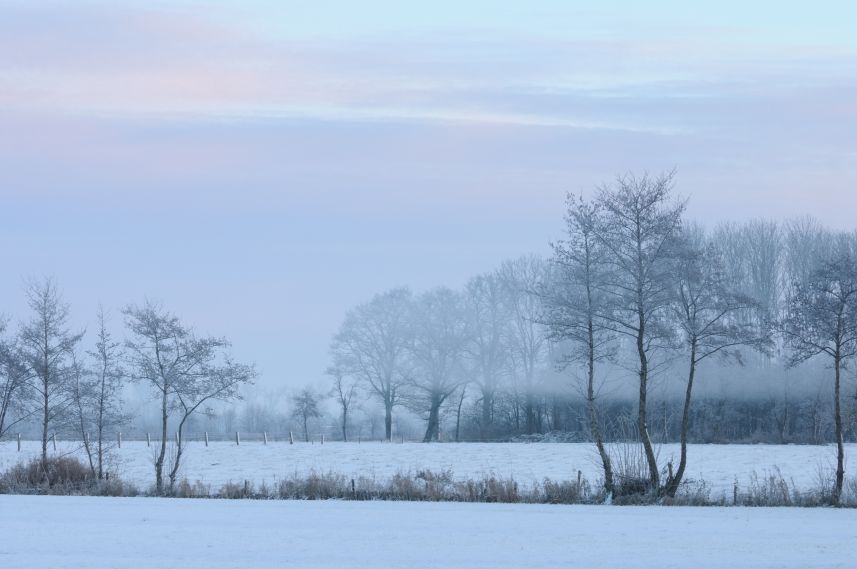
[[97, 372, 106, 480], [637, 313, 659, 492], [455, 387, 466, 442], [525, 392, 536, 435], [665, 341, 696, 498], [480, 388, 493, 440], [587, 318, 613, 496], [168, 418, 187, 492], [423, 393, 442, 442], [41, 385, 49, 467], [155, 388, 168, 494], [341, 408, 348, 442], [384, 400, 393, 441], [833, 353, 844, 506]]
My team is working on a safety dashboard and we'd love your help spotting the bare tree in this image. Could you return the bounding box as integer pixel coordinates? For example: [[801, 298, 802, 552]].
[[499, 255, 550, 435], [592, 172, 685, 492], [463, 272, 509, 439], [0, 319, 29, 440], [72, 307, 127, 479], [407, 287, 469, 442], [124, 300, 256, 493], [663, 225, 767, 497], [291, 387, 322, 442], [781, 253, 857, 505], [331, 287, 412, 441], [327, 365, 357, 441], [544, 193, 615, 495], [19, 277, 84, 466]]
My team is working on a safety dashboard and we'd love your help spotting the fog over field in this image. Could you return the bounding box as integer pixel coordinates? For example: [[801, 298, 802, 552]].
[[2, 3, 857, 567]]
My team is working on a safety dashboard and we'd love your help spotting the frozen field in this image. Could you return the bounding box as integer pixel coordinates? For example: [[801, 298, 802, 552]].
[[1, 440, 851, 496], [1, 495, 855, 568]]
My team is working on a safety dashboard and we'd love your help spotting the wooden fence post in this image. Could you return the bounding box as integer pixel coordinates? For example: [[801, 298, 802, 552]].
[[577, 470, 582, 497], [321, 434, 324, 445], [733, 480, 738, 505], [52, 433, 57, 451], [236, 431, 240, 446], [118, 431, 122, 448], [289, 431, 294, 445], [204, 431, 209, 447], [146, 432, 151, 447], [17, 433, 21, 452], [264, 432, 268, 445]]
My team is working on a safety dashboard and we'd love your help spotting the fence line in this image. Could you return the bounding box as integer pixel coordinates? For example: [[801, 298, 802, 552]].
[[3, 431, 419, 449]]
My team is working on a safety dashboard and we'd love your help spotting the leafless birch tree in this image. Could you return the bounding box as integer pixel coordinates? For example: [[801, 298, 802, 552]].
[[592, 172, 685, 492], [664, 226, 766, 497], [124, 300, 255, 493], [19, 277, 84, 466], [781, 252, 857, 505], [544, 194, 615, 495]]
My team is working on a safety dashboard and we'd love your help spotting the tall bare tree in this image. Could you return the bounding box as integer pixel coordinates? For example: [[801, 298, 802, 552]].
[[331, 287, 413, 441], [499, 255, 550, 435], [72, 307, 127, 479], [19, 278, 84, 466], [124, 300, 255, 493], [592, 172, 685, 492], [327, 365, 357, 441], [463, 272, 509, 439], [544, 194, 615, 495], [407, 287, 469, 442], [781, 253, 857, 505], [664, 226, 767, 497]]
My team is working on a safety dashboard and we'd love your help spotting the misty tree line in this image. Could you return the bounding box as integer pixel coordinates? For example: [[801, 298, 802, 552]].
[[0, 285, 256, 493], [327, 172, 857, 502]]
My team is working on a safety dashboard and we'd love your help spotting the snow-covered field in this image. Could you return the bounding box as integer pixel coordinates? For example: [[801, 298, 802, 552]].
[[1, 440, 851, 496], [1, 495, 855, 568]]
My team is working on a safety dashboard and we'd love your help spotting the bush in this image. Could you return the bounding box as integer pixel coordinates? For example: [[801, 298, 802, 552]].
[[0, 456, 137, 496]]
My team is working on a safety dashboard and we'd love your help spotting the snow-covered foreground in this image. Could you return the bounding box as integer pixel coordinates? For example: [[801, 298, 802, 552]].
[[1, 440, 851, 496], [1, 495, 855, 568]]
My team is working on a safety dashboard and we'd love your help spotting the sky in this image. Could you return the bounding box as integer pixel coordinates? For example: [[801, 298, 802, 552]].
[[1, 1, 856, 390]]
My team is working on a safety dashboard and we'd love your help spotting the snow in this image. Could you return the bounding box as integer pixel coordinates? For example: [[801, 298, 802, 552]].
[[0, 495, 855, 568], [1, 440, 851, 496]]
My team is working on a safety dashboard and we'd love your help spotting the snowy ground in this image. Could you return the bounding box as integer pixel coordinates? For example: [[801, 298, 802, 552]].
[[2, 440, 851, 496], [1, 495, 855, 568]]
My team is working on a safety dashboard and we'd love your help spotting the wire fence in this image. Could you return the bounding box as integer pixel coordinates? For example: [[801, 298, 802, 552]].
[[2, 430, 430, 450]]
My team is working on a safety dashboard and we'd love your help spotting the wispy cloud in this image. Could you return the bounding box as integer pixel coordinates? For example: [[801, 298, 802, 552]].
[[3, 1, 854, 137]]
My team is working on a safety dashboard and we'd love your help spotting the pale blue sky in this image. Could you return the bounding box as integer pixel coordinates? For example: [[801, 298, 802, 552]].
[[1, 1, 855, 388]]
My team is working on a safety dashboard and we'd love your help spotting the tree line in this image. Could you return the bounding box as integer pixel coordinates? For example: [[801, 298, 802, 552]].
[[327, 172, 857, 503], [0, 286, 256, 494]]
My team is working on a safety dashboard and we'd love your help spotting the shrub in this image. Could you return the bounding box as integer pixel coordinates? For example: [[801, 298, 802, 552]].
[[0, 456, 137, 496]]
